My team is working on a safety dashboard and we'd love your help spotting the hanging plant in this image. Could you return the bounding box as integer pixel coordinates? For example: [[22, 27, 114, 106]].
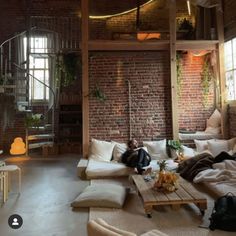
[[56, 52, 81, 88], [201, 55, 214, 107], [86, 85, 106, 102], [176, 52, 183, 97]]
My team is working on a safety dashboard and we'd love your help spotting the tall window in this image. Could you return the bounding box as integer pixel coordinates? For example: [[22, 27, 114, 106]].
[[224, 38, 236, 101], [24, 37, 49, 102]]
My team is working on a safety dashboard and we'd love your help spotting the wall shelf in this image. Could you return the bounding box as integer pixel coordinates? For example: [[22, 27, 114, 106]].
[[58, 102, 82, 154]]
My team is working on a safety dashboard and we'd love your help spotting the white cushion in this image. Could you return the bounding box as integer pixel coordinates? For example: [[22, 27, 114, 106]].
[[112, 141, 127, 162], [86, 159, 134, 179], [194, 139, 210, 153], [89, 139, 115, 162], [91, 218, 136, 236], [205, 126, 221, 135], [149, 159, 178, 172], [207, 139, 229, 157], [87, 220, 122, 236], [143, 140, 167, 160], [233, 144, 236, 153], [182, 145, 195, 158], [140, 229, 168, 236], [228, 137, 236, 150], [71, 183, 128, 208], [206, 109, 221, 128]]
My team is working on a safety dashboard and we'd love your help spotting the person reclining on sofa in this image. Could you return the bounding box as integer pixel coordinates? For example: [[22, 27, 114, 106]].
[[121, 139, 152, 175]]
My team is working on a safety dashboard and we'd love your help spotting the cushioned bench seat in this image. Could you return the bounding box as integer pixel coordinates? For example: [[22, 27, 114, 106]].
[[78, 159, 178, 179], [86, 159, 134, 179]]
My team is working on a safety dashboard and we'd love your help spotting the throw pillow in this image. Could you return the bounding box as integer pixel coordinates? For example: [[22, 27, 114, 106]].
[[207, 139, 229, 157], [194, 139, 210, 153], [205, 126, 221, 135], [206, 109, 221, 128], [228, 137, 236, 150], [233, 144, 236, 154], [143, 139, 167, 160], [111, 141, 128, 162], [89, 139, 115, 162], [93, 218, 136, 236], [71, 183, 128, 208], [182, 145, 196, 158]]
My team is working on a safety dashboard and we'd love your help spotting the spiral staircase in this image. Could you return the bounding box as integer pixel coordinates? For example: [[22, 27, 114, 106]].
[[0, 29, 57, 156]]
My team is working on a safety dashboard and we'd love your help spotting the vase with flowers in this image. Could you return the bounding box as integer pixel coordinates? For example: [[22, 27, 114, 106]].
[[153, 160, 179, 192]]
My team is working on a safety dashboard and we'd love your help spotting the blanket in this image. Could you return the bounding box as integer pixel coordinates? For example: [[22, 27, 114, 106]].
[[177, 152, 214, 181], [193, 160, 236, 183], [193, 160, 236, 196]]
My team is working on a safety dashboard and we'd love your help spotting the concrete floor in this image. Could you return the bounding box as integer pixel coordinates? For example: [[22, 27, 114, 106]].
[[0, 155, 89, 236]]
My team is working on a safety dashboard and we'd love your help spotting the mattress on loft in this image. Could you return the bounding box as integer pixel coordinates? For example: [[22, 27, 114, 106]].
[[179, 131, 222, 140]]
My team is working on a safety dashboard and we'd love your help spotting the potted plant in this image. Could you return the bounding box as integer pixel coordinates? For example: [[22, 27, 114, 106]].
[[25, 114, 42, 129], [167, 140, 183, 158], [177, 18, 195, 40]]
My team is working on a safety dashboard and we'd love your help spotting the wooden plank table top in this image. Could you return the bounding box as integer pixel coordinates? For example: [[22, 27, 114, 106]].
[[131, 174, 207, 217]]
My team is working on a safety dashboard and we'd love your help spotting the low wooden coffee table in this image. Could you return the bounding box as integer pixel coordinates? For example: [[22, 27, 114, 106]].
[[131, 175, 207, 218]]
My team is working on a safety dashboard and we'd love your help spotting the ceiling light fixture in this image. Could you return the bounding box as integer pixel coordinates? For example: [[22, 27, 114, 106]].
[[187, 0, 191, 16]]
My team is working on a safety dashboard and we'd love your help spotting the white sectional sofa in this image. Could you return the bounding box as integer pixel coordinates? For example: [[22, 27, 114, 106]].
[[77, 138, 185, 179]]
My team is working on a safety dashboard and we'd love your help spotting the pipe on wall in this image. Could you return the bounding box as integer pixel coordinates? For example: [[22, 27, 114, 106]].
[[126, 79, 132, 140]]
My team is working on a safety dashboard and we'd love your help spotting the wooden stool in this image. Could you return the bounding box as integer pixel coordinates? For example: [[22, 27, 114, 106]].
[[0, 161, 6, 203], [0, 165, 21, 203]]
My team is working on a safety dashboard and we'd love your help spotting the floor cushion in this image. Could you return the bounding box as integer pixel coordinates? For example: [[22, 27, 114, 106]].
[[71, 183, 128, 208], [89, 218, 136, 236]]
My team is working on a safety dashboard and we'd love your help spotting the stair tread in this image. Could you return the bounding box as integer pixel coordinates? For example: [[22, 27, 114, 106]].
[[28, 134, 54, 140], [29, 125, 52, 130], [0, 85, 16, 88], [29, 141, 54, 149]]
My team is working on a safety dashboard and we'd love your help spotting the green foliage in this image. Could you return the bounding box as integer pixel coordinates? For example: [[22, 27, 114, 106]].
[[201, 55, 214, 107], [176, 52, 183, 97], [25, 114, 41, 128], [90, 85, 106, 102], [56, 53, 81, 88], [167, 140, 183, 151]]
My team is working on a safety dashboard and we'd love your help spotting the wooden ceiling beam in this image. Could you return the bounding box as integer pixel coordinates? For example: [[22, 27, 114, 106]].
[[176, 40, 218, 50], [87, 40, 170, 51]]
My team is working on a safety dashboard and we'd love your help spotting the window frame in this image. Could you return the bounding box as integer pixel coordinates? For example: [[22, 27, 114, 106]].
[[224, 38, 236, 103], [24, 36, 50, 104]]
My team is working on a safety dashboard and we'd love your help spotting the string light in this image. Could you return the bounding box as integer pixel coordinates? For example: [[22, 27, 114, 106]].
[[89, 0, 154, 19]]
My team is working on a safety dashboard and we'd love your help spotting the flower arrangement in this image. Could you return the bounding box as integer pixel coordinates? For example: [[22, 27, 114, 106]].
[[153, 160, 179, 192]]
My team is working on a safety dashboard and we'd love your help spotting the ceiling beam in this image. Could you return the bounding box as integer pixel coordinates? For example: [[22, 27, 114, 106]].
[[176, 40, 218, 50], [87, 40, 170, 51]]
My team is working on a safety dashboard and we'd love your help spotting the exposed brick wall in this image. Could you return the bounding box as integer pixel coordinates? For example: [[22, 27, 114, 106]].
[[178, 52, 215, 131], [89, 51, 172, 144]]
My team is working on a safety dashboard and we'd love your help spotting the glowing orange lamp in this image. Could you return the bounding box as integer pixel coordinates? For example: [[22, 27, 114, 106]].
[[10, 137, 26, 155]]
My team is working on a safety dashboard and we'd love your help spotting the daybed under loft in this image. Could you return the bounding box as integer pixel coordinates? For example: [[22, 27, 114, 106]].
[[179, 109, 223, 146]]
